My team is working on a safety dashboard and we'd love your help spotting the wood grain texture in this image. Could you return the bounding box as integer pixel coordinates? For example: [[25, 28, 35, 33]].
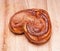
[[0, 0, 6, 51], [47, 0, 60, 51], [0, 0, 60, 51]]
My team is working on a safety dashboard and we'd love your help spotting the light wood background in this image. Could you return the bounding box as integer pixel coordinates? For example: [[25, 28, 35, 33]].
[[0, 0, 60, 51]]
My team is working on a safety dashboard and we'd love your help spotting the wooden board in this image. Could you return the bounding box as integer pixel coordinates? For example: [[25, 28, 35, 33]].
[[0, 0, 60, 51]]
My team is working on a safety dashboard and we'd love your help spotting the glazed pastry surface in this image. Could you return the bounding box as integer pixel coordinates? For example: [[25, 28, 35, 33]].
[[9, 9, 52, 44]]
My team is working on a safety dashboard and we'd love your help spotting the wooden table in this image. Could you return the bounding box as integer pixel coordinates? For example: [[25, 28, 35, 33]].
[[0, 0, 60, 51]]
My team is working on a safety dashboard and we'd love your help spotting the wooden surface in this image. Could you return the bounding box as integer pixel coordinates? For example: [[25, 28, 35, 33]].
[[0, 0, 60, 51]]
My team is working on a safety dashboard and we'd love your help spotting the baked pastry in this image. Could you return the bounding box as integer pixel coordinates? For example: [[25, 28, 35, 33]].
[[24, 9, 52, 44], [9, 9, 52, 44], [9, 9, 35, 34]]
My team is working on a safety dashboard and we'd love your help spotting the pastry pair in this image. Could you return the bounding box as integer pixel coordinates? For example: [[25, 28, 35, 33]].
[[9, 9, 52, 45]]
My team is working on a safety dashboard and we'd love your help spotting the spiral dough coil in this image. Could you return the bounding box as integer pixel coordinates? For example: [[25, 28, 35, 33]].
[[9, 9, 52, 44]]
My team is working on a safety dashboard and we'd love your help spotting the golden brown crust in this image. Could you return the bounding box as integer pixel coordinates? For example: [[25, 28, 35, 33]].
[[23, 9, 52, 44], [9, 9, 36, 34], [9, 9, 52, 44]]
